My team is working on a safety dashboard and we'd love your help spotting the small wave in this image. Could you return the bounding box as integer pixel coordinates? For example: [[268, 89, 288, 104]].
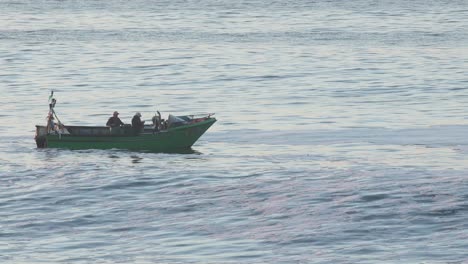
[[360, 193, 390, 202]]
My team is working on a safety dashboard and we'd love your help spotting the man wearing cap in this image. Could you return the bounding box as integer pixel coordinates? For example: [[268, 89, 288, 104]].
[[131, 112, 145, 134], [106, 111, 124, 127]]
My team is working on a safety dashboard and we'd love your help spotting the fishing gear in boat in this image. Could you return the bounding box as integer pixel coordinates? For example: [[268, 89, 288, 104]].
[[45, 91, 69, 136]]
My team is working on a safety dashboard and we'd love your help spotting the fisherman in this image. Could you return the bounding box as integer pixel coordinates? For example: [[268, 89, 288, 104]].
[[152, 111, 161, 132], [131, 112, 145, 134], [106, 111, 124, 127]]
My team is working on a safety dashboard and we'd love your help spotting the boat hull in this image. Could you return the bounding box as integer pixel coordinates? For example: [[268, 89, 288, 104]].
[[37, 118, 216, 152]]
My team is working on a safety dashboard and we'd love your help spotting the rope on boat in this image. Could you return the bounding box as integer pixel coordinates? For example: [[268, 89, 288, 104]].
[[47, 90, 68, 138]]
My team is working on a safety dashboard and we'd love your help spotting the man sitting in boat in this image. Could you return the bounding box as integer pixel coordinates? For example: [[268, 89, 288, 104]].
[[106, 111, 124, 127], [132, 112, 145, 134]]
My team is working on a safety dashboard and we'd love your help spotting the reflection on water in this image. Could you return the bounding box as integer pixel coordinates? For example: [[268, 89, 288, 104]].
[[130, 155, 143, 163]]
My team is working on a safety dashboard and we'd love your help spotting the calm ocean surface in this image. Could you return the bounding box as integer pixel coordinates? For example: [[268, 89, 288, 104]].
[[1, 0, 468, 263]]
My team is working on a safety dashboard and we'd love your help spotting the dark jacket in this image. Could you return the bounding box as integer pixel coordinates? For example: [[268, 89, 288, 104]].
[[106, 116, 124, 127], [132, 115, 145, 130]]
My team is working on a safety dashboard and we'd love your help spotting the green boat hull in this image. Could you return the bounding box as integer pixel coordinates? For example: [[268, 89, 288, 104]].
[[37, 118, 216, 152]]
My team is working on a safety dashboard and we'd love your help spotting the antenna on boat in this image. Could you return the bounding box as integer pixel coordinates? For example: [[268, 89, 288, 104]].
[[46, 90, 64, 132], [48, 90, 56, 110]]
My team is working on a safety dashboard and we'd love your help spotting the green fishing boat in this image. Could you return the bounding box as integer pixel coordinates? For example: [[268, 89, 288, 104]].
[[35, 93, 216, 152]]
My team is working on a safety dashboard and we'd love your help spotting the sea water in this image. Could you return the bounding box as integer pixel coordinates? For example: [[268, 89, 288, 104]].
[[1, 0, 468, 263]]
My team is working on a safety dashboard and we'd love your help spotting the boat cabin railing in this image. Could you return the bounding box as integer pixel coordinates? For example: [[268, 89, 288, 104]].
[[36, 125, 138, 137], [66, 125, 139, 136]]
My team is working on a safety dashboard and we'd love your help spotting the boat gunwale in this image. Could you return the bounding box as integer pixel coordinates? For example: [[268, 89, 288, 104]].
[[36, 117, 216, 138]]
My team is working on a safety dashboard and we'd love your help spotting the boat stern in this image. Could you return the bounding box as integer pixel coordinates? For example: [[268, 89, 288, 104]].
[[35, 125, 48, 148]]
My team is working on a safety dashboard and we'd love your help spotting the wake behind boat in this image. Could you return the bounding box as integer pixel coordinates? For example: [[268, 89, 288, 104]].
[[35, 92, 216, 152]]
